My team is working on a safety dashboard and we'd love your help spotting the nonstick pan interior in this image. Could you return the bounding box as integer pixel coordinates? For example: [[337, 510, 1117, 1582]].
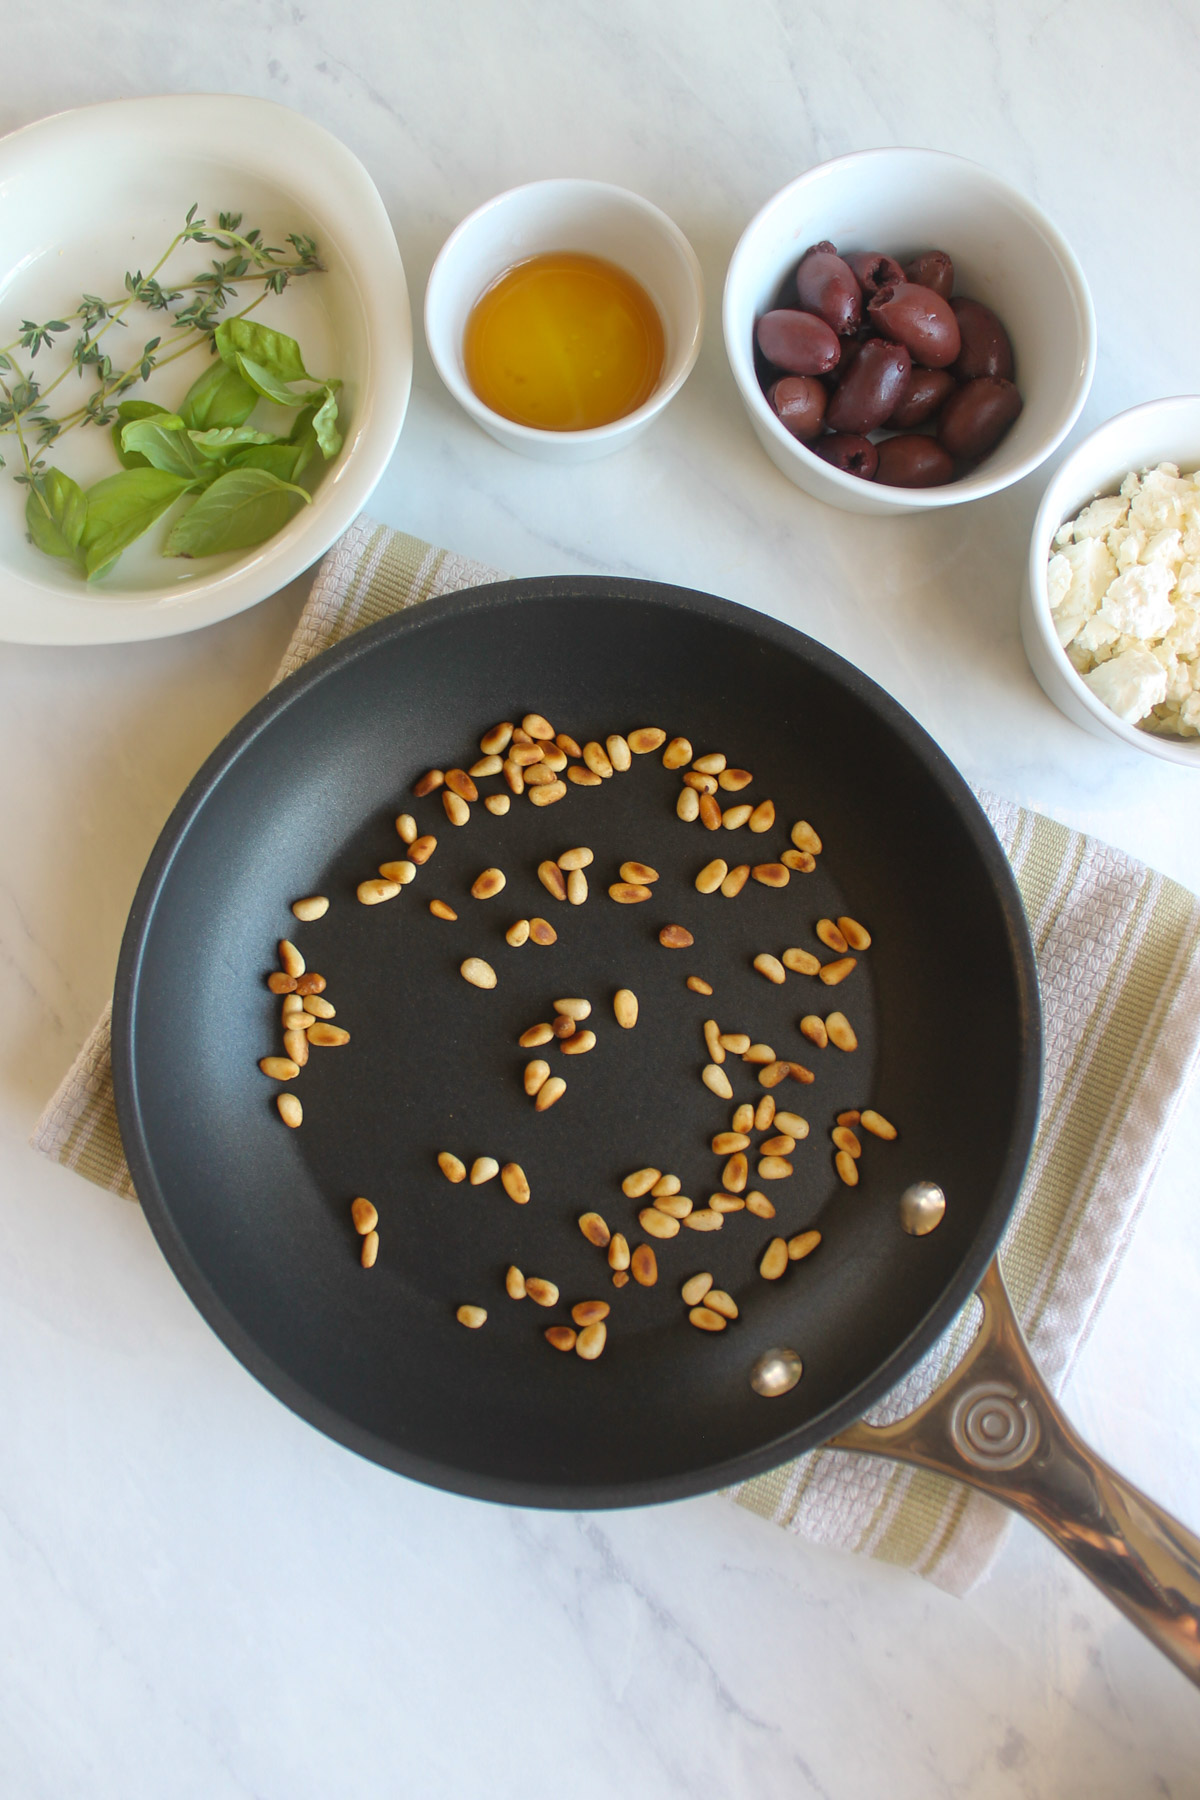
[[113, 578, 1041, 1506]]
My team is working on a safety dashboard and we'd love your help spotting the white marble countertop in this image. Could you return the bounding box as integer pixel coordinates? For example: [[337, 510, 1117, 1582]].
[[3, 3, 1200, 1793]]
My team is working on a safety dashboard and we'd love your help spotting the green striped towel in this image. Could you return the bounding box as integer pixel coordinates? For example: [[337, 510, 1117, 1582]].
[[31, 519, 1200, 1595]]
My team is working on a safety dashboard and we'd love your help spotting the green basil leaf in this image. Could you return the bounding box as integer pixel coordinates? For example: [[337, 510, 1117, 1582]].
[[81, 468, 197, 580], [188, 425, 284, 461], [120, 415, 209, 480], [25, 467, 88, 563], [230, 352, 312, 407], [111, 400, 171, 469], [227, 443, 306, 481], [311, 384, 343, 459], [178, 359, 258, 431], [162, 467, 311, 559], [214, 318, 313, 384]]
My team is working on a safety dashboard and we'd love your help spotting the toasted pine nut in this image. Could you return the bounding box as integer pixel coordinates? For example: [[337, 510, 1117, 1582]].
[[529, 780, 567, 807], [460, 956, 497, 989], [790, 820, 822, 854], [789, 1230, 822, 1261], [259, 1056, 300, 1080], [722, 804, 753, 830], [549, 997, 589, 1022], [557, 847, 594, 872], [777, 949, 817, 978], [541, 745, 568, 772], [607, 734, 632, 772], [837, 1109, 861, 1126], [819, 957, 857, 986], [609, 882, 651, 903], [663, 737, 692, 769], [395, 813, 418, 844], [560, 1029, 596, 1056], [524, 1059, 551, 1096], [552, 1015, 577, 1041], [470, 756, 504, 780], [511, 727, 533, 745], [276, 1093, 303, 1128], [702, 1063, 734, 1099], [580, 1211, 611, 1248], [410, 835, 438, 864], [279, 939, 305, 978], [800, 1015, 828, 1048], [535, 1075, 566, 1110], [607, 1230, 629, 1267], [696, 858, 728, 894], [683, 1208, 724, 1231], [351, 1197, 378, 1234], [538, 860, 568, 902], [494, 1163, 530, 1206], [709, 1192, 745, 1213], [689, 1306, 726, 1331], [480, 722, 514, 756], [612, 1270, 629, 1288], [529, 917, 557, 945], [545, 1326, 576, 1351], [648, 1176, 680, 1201], [676, 787, 701, 822], [743, 1044, 776, 1064], [506, 918, 531, 946], [718, 768, 753, 791], [682, 1271, 713, 1305], [470, 1156, 499, 1185], [294, 973, 326, 997], [524, 763, 556, 786], [430, 899, 458, 920], [613, 988, 638, 1028], [306, 996, 336, 1020], [506, 1265, 527, 1298], [639, 1207, 680, 1239], [583, 740, 614, 778], [631, 1244, 658, 1286], [761, 1134, 796, 1156], [378, 860, 417, 884], [358, 878, 400, 905], [508, 745, 543, 767], [781, 849, 816, 873], [457, 1303, 486, 1328], [718, 1033, 751, 1054], [755, 1094, 775, 1131], [622, 1167, 661, 1198], [723, 1152, 748, 1192], [703, 1019, 724, 1065], [758, 1156, 794, 1180], [620, 861, 659, 884], [832, 1127, 861, 1158], [445, 769, 479, 802], [361, 1231, 380, 1269], [687, 975, 714, 995], [503, 759, 525, 794], [787, 1061, 815, 1084], [438, 1152, 467, 1182], [443, 791, 471, 826], [744, 1190, 776, 1219], [281, 992, 306, 1019], [568, 765, 602, 786], [712, 1132, 750, 1154], [683, 770, 718, 793], [291, 895, 329, 923], [520, 712, 553, 740], [484, 793, 511, 817], [837, 917, 871, 950], [826, 1011, 858, 1051], [720, 864, 750, 897], [567, 869, 588, 905], [752, 863, 789, 888], [758, 1062, 790, 1089], [699, 793, 722, 830], [760, 1238, 789, 1280], [705, 1289, 739, 1320], [652, 1193, 693, 1219], [659, 924, 694, 948], [267, 971, 298, 994], [861, 1109, 897, 1140], [748, 800, 775, 833], [816, 919, 849, 954], [471, 868, 506, 900], [526, 1277, 560, 1307], [576, 1322, 607, 1360], [413, 769, 444, 797], [283, 1028, 310, 1067], [835, 1150, 859, 1186], [693, 752, 727, 774], [628, 727, 666, 754], [568, 1303, 609, 1332], [753, 953, 786, 984]]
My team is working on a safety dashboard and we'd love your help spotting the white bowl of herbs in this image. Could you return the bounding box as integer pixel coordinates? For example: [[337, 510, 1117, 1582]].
[[0, 96, 412, 644]]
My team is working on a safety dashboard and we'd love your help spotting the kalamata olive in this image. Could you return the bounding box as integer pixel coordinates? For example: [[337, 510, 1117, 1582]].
[[825, 338, 911, 435], [867, 284, 961, 369], [902, 250, 954, 300], [843, 252, 906, 299], [937, 376, 1023, 461], [767, 376, 827, 440], [874, 434, 956, 488], [795, 247, 862, 336], [950, 297, 1014, 381], [811, 434, 879, 479], [755, 308, 842, 376], [886, 366, 958, 429]]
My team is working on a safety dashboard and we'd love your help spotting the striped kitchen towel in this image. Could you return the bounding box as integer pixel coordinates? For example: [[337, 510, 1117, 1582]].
[[31, 518, 1200, 1594]]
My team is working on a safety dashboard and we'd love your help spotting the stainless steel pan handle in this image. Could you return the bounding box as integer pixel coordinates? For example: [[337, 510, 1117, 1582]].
[[830, 1258, 1200, 1686]]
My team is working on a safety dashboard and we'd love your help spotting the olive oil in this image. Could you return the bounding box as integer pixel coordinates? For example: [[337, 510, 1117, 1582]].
[[463, 252, 665, 432]]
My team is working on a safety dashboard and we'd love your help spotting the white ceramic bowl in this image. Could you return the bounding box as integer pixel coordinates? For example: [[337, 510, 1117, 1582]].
[[722, 148, 1096, 516], [1021, 396, 1200, 765], [424, 179, 704, 462], [0, 95, 411, 645]]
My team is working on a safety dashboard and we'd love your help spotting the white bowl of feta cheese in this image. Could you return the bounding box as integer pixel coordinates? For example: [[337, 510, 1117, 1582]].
[[1022, 396, 1200, 764]]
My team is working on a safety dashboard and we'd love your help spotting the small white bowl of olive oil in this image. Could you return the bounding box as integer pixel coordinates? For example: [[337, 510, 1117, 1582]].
[[425, 179, 704, 462]]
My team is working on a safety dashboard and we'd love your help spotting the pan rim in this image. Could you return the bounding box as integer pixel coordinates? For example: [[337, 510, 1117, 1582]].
[[112, 574, 1043, 1509]]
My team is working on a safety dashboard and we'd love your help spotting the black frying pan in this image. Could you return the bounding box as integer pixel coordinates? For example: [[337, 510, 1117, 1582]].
[[112, 576, 1041, 1507]]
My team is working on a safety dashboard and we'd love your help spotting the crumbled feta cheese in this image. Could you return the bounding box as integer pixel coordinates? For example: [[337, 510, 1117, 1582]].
[[1072, 494, 1128, 539], [1082, 649, 1168, 722], [1099, 563, 1176, 639]]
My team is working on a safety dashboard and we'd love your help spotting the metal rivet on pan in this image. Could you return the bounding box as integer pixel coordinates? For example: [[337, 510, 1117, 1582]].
[[899, 1181, 946, 1236], [750, 1348, 804, 1397]]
